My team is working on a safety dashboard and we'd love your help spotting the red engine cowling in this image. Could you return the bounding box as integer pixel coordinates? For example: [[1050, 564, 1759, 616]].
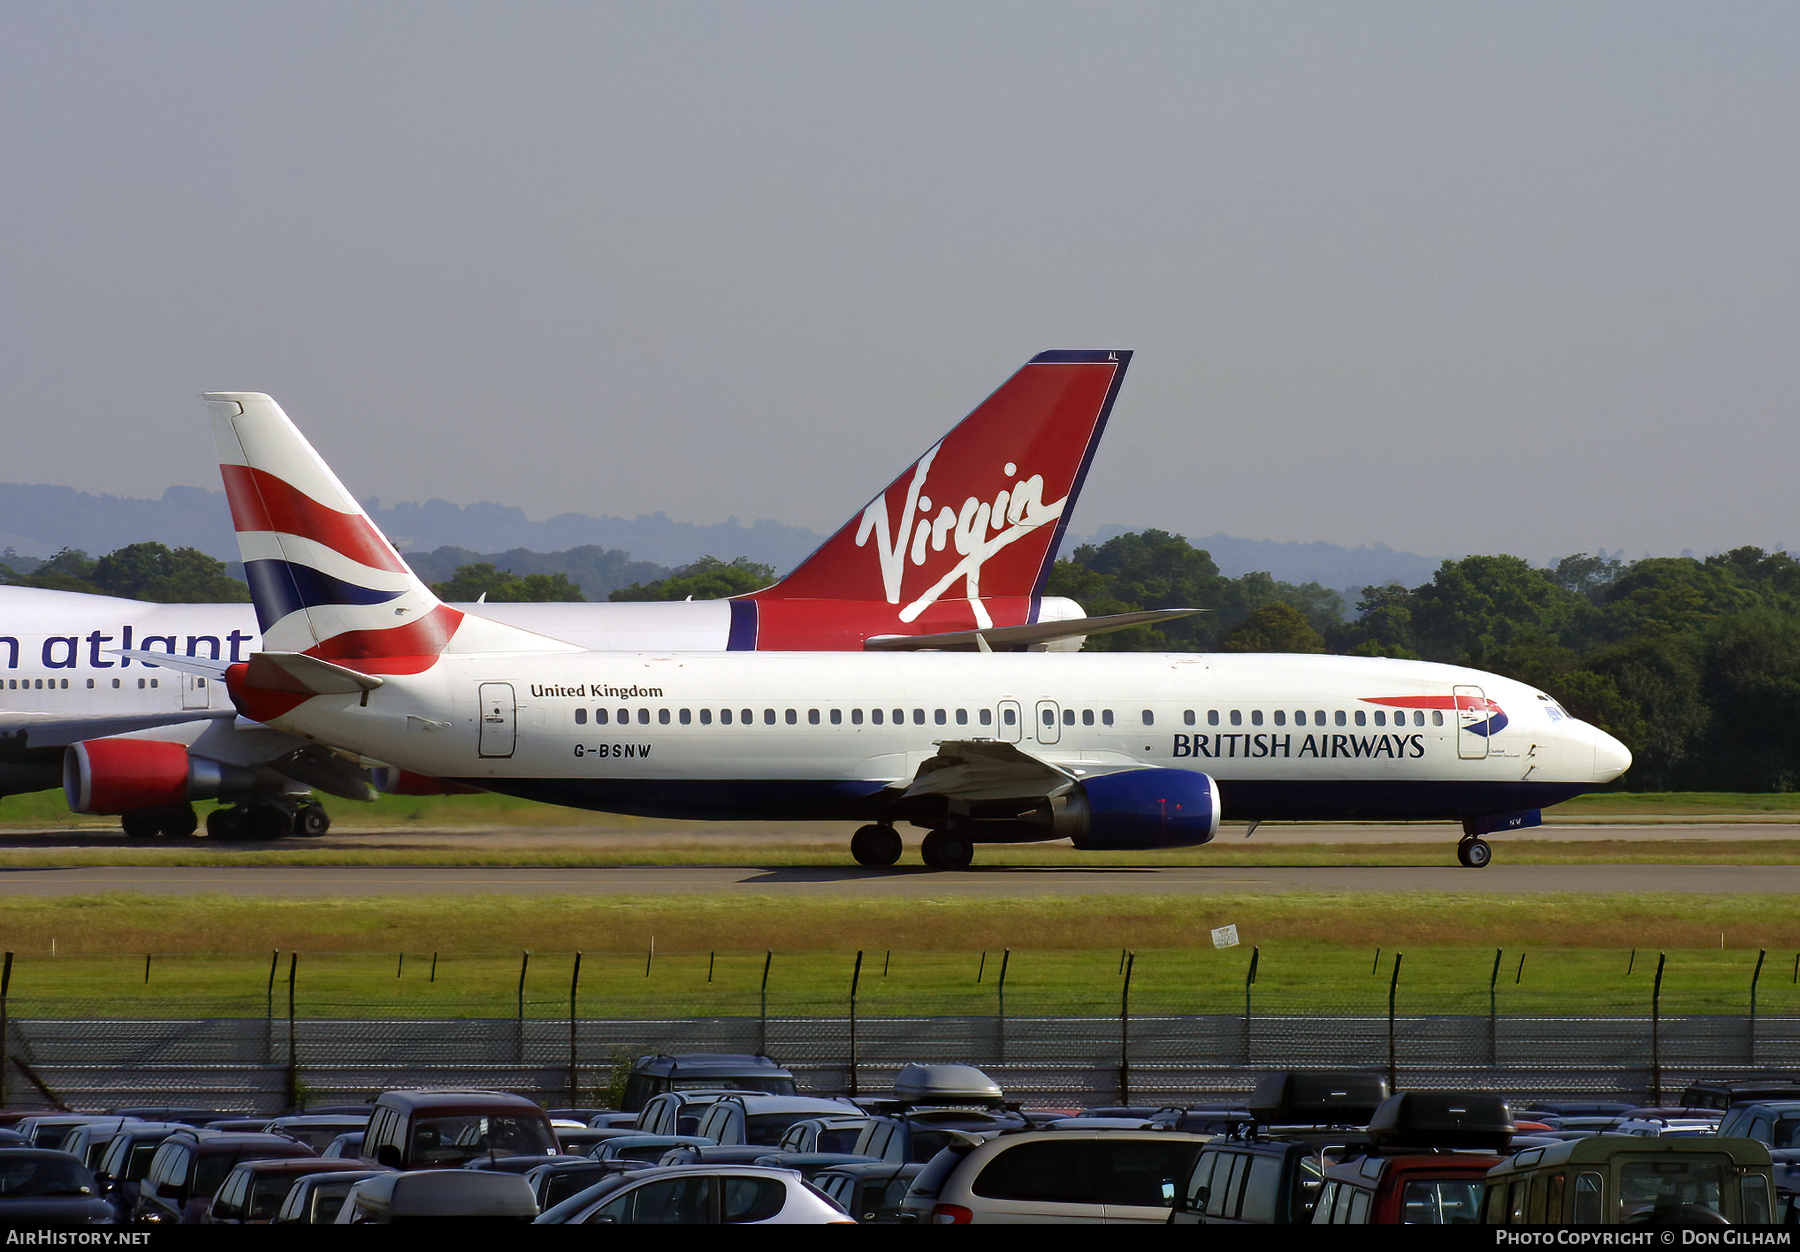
[[63, 740, 256, 815]]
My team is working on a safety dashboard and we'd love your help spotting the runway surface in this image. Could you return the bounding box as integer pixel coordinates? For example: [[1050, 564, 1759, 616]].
[[2, 862, 1795, 898]]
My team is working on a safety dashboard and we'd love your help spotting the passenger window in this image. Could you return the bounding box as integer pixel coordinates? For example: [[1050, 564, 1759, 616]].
[[575, 709, 587, 725], [935, 709, 946, 725], [1141, 710, 1154, 726], [1042, 708, 1055, 726], [785, 709, 796, 725], [1101, 710, 1113, 726], [913, 709, 924, 725], [1208, 710, 1219, 726], [893, 709, 904, 724], [764, 709, 775, 725], [1293, 710, 1304, 725], [741, 708, 752, 724], [659, 709, 671, 725], [1432, 711, 1444, 726], [872, 709, 884, 725], [1208, 1152, 1243, 1216], [1315, 710, 1325, 724], [721, 709, 733, 725], [638, 709, 650, 724], [1374, 711, 1386, 726], [1183, 710, 1195, 726], [1312, 1180, 1339, 1224], [1002, 708, 1015, 726], [1239, 1155, 1281, 1223], [1082, 709, 1093, 726], [1354, 710, 1367, 726], [701, 709, 713, 725], [979, 709, 992, 726], [1062, 708, 1074, 726], [1345, 1188, 1370, 1223], [852, 709, 863, 725], [956, 709, 968, 725], [680, 709, 691, 725], [1273, 710, 1285, 726], [808, 709, 819, 725], [830, 709, 842, 725], [595, 709, 609, 725], [1250, 710, 1262, 726], [1183, 1153, 1217, 1210], [1336, 710, 1347, 726], [1230, 710, 1242, 726]]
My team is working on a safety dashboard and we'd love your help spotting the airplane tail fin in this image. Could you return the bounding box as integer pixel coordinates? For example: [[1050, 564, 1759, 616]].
[[205, 392, 574, 672], [737, 350, 1129, 648]]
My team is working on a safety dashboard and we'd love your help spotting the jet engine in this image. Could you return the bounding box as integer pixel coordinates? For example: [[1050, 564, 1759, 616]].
[[63, 739, 259, 815], [1066, 768, 1221, 850]]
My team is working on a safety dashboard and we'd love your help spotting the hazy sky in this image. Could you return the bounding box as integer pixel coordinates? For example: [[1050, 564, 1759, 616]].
[[4, 2, 1797, 565]]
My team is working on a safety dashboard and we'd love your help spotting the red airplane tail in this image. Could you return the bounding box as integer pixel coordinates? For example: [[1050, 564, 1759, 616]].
[[737, 350, 1129, 649]]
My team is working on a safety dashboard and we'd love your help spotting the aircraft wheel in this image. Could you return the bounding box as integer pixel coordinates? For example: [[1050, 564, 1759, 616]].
[[850, 825, 902, 867], [1457, 838, 1492, 869], [245, 805, 290, 840], [293, 803, 331, 837], [920, 829, 975, 871], [120, 812, 160, 840], [206, 806, 247, 840], [157, 806, 199, 838]]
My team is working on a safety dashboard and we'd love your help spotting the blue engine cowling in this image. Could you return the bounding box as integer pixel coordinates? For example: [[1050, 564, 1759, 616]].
[[1069, 768, 1220, 851]]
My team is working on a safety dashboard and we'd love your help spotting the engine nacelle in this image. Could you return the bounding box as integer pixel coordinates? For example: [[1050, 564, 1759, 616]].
[[63, 739, 259, 815], [371, 767, 484, 796], [1068, 767, 1221, 851]]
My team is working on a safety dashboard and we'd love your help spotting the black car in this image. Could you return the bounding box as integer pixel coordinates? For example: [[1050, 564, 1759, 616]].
[[620, 1054, 797, 1114], [0, 1150, 115, 1227]]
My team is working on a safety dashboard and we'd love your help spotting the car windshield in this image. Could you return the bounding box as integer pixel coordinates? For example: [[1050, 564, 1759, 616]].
[[1400, 1178, 1483, 1224], [411, 1115, 555, 1164], [0, 1158, 92, 1198], [1618, 1157, 1727, 1217]]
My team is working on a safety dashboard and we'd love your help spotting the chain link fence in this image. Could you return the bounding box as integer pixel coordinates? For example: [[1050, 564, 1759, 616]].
[[1, 945, 1795, 1112]]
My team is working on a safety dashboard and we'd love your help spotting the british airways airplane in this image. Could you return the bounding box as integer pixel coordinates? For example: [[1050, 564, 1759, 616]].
[[6, 352, 1158, 836], [141, 390, 1632, 869]]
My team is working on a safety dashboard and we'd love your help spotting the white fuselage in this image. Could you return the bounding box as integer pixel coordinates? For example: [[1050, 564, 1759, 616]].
[[252, 648, 1630, 826]]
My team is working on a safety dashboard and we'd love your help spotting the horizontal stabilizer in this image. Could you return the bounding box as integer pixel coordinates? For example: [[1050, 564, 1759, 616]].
[[112, 649, 234, 677], [246, 651, 385, 696], [864, 607, 1203, 652]]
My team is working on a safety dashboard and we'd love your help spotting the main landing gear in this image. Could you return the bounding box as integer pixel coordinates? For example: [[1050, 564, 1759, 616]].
[[203, 800, 332, 841], [848, 823, 978, 870], [850, 824, 903, 867], [1456, 837, 1492, 868]]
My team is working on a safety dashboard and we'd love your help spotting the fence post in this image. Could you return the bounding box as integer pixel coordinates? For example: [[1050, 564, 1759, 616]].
[[1489, 948, 1503, 1068], [1749, 949, 1767, 1065], [265, 950, 279, 1067], [517, 951, 531, 1064], [1118, 951, 1135, 1104], [1651, 952, 1666, 1105], [1387, 952, 1404, 1092], [759, 951, 772, 1056], [848, 951, 863, 1097], [568, 952, 582, 1108], [0, 952, 12, 1108], [285, 954, 298, 1111], [996, 949, 1010, 1064], [1243, 946, 1259, 1065]]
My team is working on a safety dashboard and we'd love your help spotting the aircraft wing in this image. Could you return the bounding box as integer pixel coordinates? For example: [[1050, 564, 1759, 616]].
[[863, 608, 1203, 652], [0, 709, 237, 751], [895, 740, 1082, 803]]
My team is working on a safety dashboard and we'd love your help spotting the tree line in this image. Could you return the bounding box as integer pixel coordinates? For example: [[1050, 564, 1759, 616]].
[[12, 536, 1799, 792]]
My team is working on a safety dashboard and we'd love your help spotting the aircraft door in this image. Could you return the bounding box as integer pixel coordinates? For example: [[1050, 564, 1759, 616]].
[[182, 673, 210, 710], [998, 700, 1022, 744], [1454, 684, 1489, 760], [478, 682, 516, 758], [1035, 700, 1061, 745]]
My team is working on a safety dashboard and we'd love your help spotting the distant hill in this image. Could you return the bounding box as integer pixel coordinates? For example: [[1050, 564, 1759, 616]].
[[0, 482, 826, 574], [0, 481, 1447, 607]]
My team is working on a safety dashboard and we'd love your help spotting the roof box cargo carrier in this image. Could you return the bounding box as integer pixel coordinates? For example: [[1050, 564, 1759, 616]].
[[892, 1064, 1005, 1108], [1366, 1092, 1515, 1150], [1248, 1072, 1388, 1127]]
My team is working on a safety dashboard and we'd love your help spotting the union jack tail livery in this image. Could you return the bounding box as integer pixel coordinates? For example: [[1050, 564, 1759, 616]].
[[206, 393, 577, 708], [738, 350, 1131, 649]]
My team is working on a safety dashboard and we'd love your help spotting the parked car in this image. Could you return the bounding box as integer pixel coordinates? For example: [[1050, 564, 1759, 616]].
[[132, 1130, 317, 1224], [533, 1165, 852, 1225], [358, 1089, 557, 1170], [261, 1114, 370, 1153], [751, 1150, 883, 1179], [694, 1095, 864, 1148], [634, 1088, 750, 1137], [902, 1129, 1211, 1223], [776, 1115, 874, 1154], [620, 1054, 797, 1114], [1483, 1135, 1776, 1224], [521, 1158, 619, 1211], [15, 1115, 138, 1151], [1678, 1080, 1800, 1113], [811, 1160, 924, 1224], [56, 1119, 142, 1171], [202, 1157, 366, 1224], [271, 1168, 390, 1225], [1169, 1137, 1333, 1224], [0, 1149, 115, 1227], [336, 1169, 538, 1223], [91, 1121, 191, 1222], [1719, 1100, 1800, 1149]]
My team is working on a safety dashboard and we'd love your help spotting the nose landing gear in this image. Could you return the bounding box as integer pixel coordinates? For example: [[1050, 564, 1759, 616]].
[[1456, 837, 1492, 868]]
